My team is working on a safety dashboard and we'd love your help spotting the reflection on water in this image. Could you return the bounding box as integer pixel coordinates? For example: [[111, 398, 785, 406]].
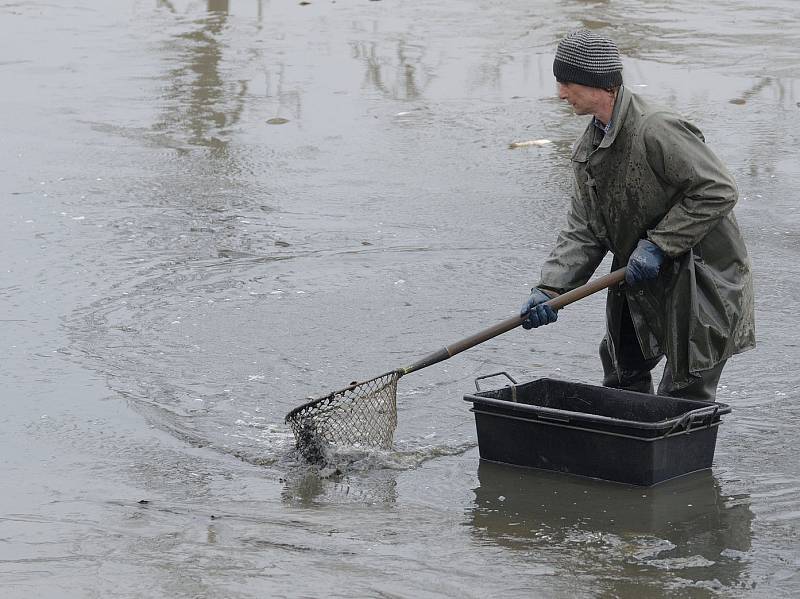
[[351, 39, 432, 101], [154, 0, 245, 150], [207, 0, 229, 13], [281, 468, 399, 507], [469, 461, 753, 593]]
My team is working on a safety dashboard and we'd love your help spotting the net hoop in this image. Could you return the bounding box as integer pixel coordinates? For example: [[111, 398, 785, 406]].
[[286, 370, 401, 458]]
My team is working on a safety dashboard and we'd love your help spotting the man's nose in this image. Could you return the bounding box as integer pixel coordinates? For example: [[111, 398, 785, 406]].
[[557, 82, 569, 99]]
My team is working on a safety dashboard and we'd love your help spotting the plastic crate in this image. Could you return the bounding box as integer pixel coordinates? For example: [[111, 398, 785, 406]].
[[463, 373, 730, 486]]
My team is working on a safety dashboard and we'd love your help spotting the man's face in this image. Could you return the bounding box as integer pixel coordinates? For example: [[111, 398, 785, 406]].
[[557, 81, 607, 116]]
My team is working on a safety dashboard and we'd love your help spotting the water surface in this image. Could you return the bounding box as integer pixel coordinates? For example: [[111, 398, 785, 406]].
[[1, 1, 799, 597]]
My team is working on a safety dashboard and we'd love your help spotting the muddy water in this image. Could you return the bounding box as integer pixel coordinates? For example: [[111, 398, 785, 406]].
[[1, 0, 799, 597]]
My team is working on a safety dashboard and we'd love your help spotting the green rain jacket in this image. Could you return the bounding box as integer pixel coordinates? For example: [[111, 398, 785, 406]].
[[538, 87, 755, 388]]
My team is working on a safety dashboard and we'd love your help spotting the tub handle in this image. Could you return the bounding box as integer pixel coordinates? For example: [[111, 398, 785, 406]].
[[663, 405, 721, 437], [474, 372, 518, 395]]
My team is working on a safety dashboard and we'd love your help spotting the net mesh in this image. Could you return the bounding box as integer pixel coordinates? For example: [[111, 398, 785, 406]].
[[285, 371, 400, 461]]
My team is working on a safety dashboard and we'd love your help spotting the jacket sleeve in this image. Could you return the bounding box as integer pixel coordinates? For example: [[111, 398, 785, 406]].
[[537, 181, 607, 294], [643, 113, 738, 257]]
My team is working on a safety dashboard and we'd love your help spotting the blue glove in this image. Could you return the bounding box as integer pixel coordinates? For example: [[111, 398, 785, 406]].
[[625, 239, 665, 286], [520, 288, 558, 329]]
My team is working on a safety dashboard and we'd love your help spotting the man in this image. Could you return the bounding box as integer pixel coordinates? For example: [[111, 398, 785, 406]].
[[520, 29, 755, 401]]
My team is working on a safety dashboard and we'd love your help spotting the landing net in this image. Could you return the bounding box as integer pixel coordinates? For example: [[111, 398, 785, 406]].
[[285, 371, 400, 461]]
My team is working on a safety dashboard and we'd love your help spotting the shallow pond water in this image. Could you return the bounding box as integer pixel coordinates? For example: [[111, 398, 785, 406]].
[[2, 1, 799, 597]]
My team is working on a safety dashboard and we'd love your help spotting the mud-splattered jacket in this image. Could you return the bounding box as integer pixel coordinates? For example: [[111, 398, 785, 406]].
[[538, 87, 755, 388]]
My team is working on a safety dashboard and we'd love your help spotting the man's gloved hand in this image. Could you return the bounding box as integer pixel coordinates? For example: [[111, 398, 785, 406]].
[[519, 288, 558, 329], [625, 239, 665, 286]]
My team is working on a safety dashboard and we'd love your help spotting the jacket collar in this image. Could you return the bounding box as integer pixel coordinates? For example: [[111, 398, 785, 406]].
[[571, 85, 631, 162], [598, 85, 630, 148]]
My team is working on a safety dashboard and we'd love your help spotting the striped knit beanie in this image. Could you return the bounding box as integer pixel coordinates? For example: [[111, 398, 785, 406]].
[[553, 29, 623, 89]]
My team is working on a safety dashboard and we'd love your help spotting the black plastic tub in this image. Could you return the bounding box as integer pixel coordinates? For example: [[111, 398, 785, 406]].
[[463, 373, 731, 486]]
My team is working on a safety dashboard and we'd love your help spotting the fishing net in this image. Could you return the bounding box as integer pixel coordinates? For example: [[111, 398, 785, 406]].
[[285, 370, 400, 461], [283, 269, 626, 464]]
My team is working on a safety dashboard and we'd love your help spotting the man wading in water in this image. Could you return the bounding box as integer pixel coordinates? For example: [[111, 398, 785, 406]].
[[520, 29, 755, 401]]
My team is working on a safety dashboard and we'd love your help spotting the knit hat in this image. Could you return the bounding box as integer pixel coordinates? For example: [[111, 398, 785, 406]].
[[553, 29, 623, 89]]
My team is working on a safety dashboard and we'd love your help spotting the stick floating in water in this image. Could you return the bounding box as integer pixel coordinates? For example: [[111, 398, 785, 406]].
[[509, 139, 552, 149]]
